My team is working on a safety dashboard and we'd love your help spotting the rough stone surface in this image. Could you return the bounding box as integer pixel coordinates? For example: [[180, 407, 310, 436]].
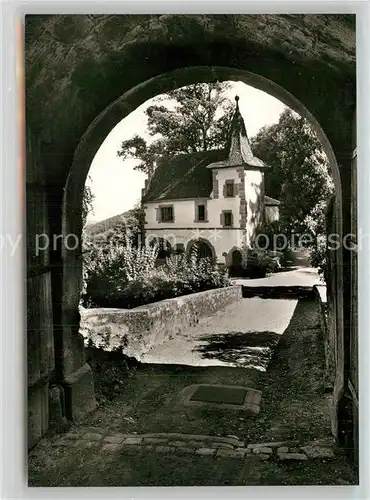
[[25, 14, 356, 451], [301, 445, 335, 458], [211, 442, 234, 449], [31, 426, 341, 467], [102, 443, 123, 453], [252, 447, 273, 454], [217, 448, 246, 458], [144, 437, 169, 444], [83, 432, 103, 441], [278, 452, 308, 461], [196, 448, 216, 456], [176, 446, 194, 454], [26, 15, 355, 168], [104, 435, 126, 444], [212, 436, 244, 447], [80, 286, 242, 358], [52, 438, 73, 447], [78, 440, 101, 450], [65, 433, 82, 440], [249, 441, 286, 448], [308, 438, 335, 447], [258, 447, 273, 454], [63, 363, 97, 422], [170, 440, 188, 447], [277, 446, 289, 453], [156, 446, 172, 453], [124, 437, 142, 445]]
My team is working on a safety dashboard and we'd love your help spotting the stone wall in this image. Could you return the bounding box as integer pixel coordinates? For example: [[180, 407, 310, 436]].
[[143, 227, 245, 265], [313, 284, 334, 391], [79, 286, 242, 359], [25, 14, 356, 450]]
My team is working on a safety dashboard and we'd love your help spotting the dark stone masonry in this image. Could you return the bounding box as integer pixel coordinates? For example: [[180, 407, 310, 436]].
[[26, 15, 357, 465], [48, 427, 336, 462]]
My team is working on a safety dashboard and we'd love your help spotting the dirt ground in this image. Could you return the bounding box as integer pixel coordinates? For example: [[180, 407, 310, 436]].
[[28, 296, 358, 486]]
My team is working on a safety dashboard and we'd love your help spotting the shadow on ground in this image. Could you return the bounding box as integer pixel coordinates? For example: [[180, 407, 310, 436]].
[[194, 330, 281, 370], [242, 286, 315, 300], [28, 295, 358, 486]]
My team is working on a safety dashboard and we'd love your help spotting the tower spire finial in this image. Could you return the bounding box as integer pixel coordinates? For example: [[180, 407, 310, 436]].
[[235, 95, 240, 106]]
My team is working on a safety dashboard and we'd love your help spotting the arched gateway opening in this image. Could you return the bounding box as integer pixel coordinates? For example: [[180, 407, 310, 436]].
[[186, 238, 216, 261], [26, 15, 356, 455]]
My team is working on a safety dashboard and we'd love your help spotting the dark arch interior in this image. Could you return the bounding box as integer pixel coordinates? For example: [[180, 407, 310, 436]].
[[26, 15, 357, 459], [188, 239, 214, 260], [150, 237, 172, 260]]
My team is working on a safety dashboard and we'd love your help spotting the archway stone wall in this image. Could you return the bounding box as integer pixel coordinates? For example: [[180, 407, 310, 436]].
[[186, 237, 216, 261], [25, 15, 356, 449]]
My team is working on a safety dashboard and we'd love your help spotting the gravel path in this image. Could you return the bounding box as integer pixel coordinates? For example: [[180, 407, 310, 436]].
[[232, 267, 321, 287], [141, 297, 298, 369]]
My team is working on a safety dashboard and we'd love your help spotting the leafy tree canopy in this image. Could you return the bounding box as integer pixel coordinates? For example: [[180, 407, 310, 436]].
[[117, 82, 234, 177], [82, 176, 95, 227], [251, 108, 334, 236]]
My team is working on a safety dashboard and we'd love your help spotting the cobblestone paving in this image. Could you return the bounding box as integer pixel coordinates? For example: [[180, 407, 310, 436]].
[[48, 426, 336, 462]]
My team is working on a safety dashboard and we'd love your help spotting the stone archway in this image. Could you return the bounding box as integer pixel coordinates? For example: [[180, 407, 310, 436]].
[[63, 66, 345, 358], [225, 246, 244, 277], [61, 66, 347, 446], [148, 236, 173, 263], [231, 250, 243, 268], [186, 238, 216, 261], [25, 15, 356, 448]]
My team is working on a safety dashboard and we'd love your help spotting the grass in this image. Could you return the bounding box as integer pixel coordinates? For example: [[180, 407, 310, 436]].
[[82, 296, 330, 443], [28, 296, 359, 486]]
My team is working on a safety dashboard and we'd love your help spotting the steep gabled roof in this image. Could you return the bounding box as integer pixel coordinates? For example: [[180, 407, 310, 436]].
[[264, 195, 281, 206], [142, 149, 225, 202], [142, 96, 269, 203], [206, 96, 266, 170]]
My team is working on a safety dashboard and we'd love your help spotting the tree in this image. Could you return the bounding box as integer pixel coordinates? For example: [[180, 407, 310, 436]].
[[82, 176, 95, 227], [251, 108, 334, 235], [117, 82, 234, 177], [251, 108, 334, 274]]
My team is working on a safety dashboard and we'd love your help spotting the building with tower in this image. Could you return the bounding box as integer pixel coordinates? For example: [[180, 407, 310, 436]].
[[141, 96, 280, 267]]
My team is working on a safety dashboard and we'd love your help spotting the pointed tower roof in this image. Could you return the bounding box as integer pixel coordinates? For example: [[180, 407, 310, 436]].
[[207, 96, 266, 169]]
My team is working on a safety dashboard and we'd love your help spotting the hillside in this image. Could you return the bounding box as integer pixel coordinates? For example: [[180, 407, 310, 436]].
[[84, 208, 141, 239]]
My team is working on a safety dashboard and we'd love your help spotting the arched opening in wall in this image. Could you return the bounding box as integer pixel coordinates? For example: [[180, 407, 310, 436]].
[[149, 237, 173, 265], [187, 238, 215, 261], [70, 65, 342, 353], [72, 68, 341, 290], [229, 249, 243, 277], [63, 66, 346, 453]]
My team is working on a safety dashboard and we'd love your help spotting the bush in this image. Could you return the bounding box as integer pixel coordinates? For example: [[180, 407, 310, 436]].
[[81, 239, 231, 309], [81, 236, 159, 308], [308, 234, 327, 282], [246, 248, 281, 278]]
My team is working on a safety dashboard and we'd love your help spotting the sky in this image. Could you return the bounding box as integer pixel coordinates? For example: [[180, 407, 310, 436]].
[[86, 81, 287, 224]]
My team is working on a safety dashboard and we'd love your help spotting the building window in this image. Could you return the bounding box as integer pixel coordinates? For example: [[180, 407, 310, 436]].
[[160, 206, 174, 222], [223, 211, 233, 227], [225, 180, 235, 198], [197, 204, 206, 221], [194, 201, 207, 223]]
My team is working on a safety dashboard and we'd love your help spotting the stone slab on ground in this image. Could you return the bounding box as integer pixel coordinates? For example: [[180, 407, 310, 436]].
[[174, 384, 263, 415], [301, 445, 335, 458], [278, 452, 308, 461]]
